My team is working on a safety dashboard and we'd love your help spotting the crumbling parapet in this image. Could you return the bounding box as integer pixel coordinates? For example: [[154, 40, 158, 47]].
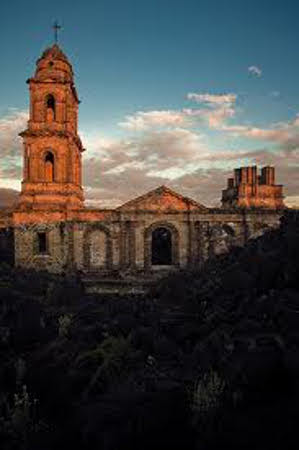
[[221, 165, 285, 209]]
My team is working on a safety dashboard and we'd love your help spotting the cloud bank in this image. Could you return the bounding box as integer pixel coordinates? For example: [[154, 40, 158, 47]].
[[0, 90, 298, 209]]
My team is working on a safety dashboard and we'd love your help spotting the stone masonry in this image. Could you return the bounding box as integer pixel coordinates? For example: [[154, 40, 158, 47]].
[[0, 44, 286, 275], [222, 166, 284, 209]]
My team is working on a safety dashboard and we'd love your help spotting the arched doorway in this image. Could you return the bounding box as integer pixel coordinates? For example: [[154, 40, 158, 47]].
[[151, 227, 172, 265]]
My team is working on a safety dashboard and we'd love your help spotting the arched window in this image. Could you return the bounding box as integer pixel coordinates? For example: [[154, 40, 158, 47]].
[[45, 94, 56, 122], [44, 151, 54, 182], [151, 227, 172, 265]]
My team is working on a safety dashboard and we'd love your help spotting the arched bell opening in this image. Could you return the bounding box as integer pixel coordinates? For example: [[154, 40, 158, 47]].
[[151, 227, 172, 265], [44, 151, 55, 182], [45, 94, 56, 122]]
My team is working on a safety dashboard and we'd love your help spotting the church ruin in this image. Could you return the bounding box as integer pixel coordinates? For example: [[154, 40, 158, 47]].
[[0, 44, 285, 275]]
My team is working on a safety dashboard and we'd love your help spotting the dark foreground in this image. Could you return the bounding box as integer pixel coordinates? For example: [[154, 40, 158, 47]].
[[0, 210, 299, 450]]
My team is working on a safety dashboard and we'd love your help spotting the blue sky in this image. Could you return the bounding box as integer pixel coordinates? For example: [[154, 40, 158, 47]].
[[0, 0, 299, 206]]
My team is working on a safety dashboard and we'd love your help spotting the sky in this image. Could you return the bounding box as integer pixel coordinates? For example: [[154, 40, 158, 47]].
[[0, 0, 299, 207]]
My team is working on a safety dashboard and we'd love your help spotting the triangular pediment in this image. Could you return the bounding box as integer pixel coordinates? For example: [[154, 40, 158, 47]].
[[117, 185, 208, 212]]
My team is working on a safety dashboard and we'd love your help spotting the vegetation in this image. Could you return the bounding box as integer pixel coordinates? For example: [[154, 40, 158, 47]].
[[0, 210, 299, 449]]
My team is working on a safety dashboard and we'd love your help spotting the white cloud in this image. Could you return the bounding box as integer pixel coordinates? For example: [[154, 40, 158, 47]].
[[0, 109, 28, 157], [248, 65, 262, 77], [206, 106, 236, 128], [0, 109, 28, 181], [83, 127, 207, 187], [1, 95, 299, 209], [118, 92, 240, 133], [82, 113, 299, 207], [285, 196, 299, 208], [185, 92, 237, 128], [187, 92, 237, 106], [0, 178, 21, 191], [119, 110, 189, 131], [221, 113, 299, 147]]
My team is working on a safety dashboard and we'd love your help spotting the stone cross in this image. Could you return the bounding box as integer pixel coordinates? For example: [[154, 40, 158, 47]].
[[53, 21, 62, 44]]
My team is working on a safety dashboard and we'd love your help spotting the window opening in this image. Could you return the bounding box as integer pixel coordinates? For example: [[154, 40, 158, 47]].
[[37, 232, 47, 254]]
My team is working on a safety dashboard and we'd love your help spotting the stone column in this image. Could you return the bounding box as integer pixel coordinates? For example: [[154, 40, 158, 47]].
[[188, 220, 199, 266], [199, 222, 211, 262], [128, 221, 136, 269], [242, 212, 250, 244], [119, 221, 136, 269], [65, 222, 75, 271], [120, 221, 128, 269], [134, 223, 145, 268]]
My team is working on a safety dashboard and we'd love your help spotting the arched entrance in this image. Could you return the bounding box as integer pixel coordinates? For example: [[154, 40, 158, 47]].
[[144, 223, 179, 268], [83, 225, 112, 271], [89, 229, 107, 268], [151, 227, 172, 265]]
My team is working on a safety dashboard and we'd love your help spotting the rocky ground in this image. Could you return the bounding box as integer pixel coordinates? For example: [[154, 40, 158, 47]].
[[0, 210, 299, 450]]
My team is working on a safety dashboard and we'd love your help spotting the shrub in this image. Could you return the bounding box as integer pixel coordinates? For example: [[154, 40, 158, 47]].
[[58, 314, 73, 338], [192, 369, 226, 414]]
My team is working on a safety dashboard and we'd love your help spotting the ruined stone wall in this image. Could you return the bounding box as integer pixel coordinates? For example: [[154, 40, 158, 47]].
[[72, 221, 121, 272], [14, 222, 70, 273], [222, 166, 284, 209], [12, 208, 283, 274], [72, 210, 282, 273]]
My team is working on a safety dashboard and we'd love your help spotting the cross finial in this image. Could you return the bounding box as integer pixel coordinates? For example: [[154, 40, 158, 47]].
[[52, 21, 62, 44]]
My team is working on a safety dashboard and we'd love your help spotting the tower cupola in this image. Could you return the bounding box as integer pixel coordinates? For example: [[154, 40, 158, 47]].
[[34, 44, 73, 83]]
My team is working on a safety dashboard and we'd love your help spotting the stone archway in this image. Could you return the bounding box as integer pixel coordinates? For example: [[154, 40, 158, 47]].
[[151, 227, 172, 265], [83, 225, 112, 271], [144, 222, 179, 269]]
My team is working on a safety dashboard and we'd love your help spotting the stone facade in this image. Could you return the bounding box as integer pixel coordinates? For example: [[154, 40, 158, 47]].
[[0, 45, 286, 274], [12, 186, 284, 274]]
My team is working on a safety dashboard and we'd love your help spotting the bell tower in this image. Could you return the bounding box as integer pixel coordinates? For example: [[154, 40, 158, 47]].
[[19, 44, 84, 210]]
